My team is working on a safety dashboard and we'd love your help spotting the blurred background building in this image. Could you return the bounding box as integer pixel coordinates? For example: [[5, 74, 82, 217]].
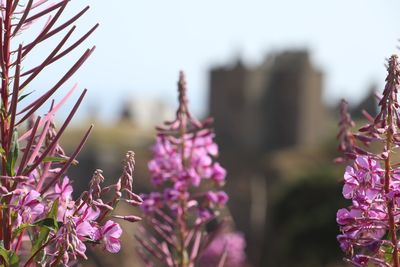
[[210, 50, 326, 152], [209, 50, 335, 266]]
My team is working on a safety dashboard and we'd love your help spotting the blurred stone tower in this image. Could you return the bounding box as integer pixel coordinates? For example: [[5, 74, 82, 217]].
[[209, 50, 326, 266], [209, 50, 325, 153]]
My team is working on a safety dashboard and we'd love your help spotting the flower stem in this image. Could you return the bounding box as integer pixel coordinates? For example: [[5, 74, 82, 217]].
[[385, 111, 399, 266], [1, 0, 13, 252], [177, 75, 189, 267], [385, 155, 399, 266]]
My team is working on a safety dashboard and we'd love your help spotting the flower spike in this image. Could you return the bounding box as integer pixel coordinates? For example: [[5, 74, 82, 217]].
[[337, 54, 400, 266]]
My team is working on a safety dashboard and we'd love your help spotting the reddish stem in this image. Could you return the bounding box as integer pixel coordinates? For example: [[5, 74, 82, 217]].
[[384, 80, 399, 266], [385, 135, 399, 266], [177, 72, 189, 267], [1, 0, 13, 252]]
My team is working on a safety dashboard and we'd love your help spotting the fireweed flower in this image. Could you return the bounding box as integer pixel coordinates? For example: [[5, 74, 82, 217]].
[[337, 55, 400, 266], [54, 177, 73, 202], [99, 220, 123, 253], [14, 190, 45, 224], [200, 232, 246, 267], [137, 72, 243, 267], [0, 1, 141, 265]]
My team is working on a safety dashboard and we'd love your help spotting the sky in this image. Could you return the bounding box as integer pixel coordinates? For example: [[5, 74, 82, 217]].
[[23, 0, 400, 121]]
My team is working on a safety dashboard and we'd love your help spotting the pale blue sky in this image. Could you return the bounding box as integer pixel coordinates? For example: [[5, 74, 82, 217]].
[[25, 0, 400, 121]]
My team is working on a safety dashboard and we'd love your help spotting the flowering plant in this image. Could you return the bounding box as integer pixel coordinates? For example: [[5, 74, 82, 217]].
[[199, 231, 246, 267], [0, 0, 141, 265], [136, 72, 234, 267], [337, 55, 400, 266]]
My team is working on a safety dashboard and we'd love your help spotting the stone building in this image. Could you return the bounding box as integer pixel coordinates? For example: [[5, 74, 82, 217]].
[[209, 50, 326, 153], [209, 50, 328, 266]]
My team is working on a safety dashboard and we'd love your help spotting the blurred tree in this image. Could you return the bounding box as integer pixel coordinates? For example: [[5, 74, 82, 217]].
[[263, 167, 348, 267]]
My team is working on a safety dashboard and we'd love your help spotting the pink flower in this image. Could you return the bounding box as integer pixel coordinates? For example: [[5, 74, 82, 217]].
[[76, 221, 96, 240], [200, 232, 246, 267], [164, 188, 181, 202], [78, 204, 100, 221], [55, 176, 73, 201], [197, 208, 213, 224], [16, 190, 45, 223], [342, 156, 384, 205], [57, 204, 74, 222], [336, 55, 400, 265], [138, 72, 230, 266], [211, 163, 226, 186], [206, 191, 229, 207], [141, 192, 162, 213], [55, 177, 75, 221], [101, 220, 122, 253]]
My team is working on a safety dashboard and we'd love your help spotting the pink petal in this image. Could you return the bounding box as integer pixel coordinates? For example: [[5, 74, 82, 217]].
[[355, 156, 369, 169], [76, 221, 95, 238], [106, 237, 121, 253], [342, 184, 354, 199]]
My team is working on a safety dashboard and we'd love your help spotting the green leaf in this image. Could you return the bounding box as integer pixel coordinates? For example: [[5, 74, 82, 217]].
[[9, 252, 19, 267], [382, 242, 393, 263], [0, 245, 19, 267], [18, 91, 34, 102], [32, 226, 50, 257], [12, 223, 33, 238], [31, 200, 59, 257], [42, 156, 68, 164], [6, 130, 19, 176], [0, 247, 9, 265], [48, 199, 59, 224], [34, 218, 58, 230]]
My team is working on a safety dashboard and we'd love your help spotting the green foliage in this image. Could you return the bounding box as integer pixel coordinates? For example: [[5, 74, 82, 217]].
[[269, 167, 348, 266], [32, 200, 59, 258], [12, 223, 33, 238], [42, 156, 69, 164], [0, 242, 19, 267], [6, 130, 19, 176]]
